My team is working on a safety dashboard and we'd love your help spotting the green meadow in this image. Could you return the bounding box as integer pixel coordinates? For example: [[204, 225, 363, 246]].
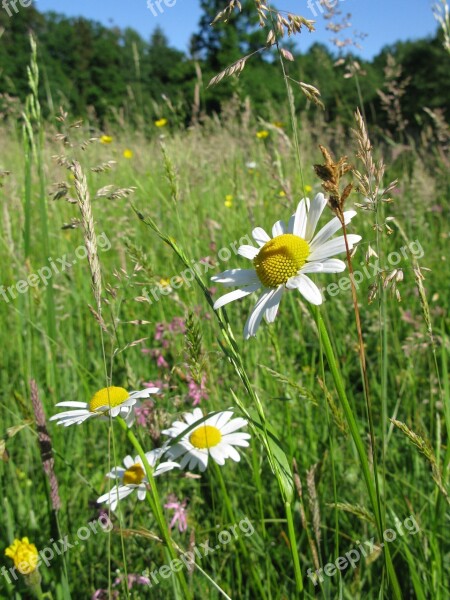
[[1, 3, 449, 600]]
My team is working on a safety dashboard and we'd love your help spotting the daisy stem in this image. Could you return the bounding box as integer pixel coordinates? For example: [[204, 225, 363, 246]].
[[314, 309, 402, 600], [285, 501, 304, 596], [116, 417, 192, 600]]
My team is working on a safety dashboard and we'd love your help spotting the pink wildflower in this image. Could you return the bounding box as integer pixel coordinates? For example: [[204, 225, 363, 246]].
[[187, 375, 208, 406], [154, 322, 166, 341], [169, 317, 186, 334], [134, 400, 155, 427], [113, 573, 151, 590], [164, 494, 188, 532], [156, 353, 169, 369], [92, 591, 119, 600]]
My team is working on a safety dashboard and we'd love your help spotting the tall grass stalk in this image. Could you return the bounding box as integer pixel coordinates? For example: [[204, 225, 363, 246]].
[[313, 308, 402, 599], [23, 35, 57, 385]]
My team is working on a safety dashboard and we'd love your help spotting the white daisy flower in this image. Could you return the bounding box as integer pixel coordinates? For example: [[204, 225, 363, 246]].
[[162, 408, 250, 472], [49, 386, 159, 428], [211, 193, 361, 338], [97, 450, 179, 511]]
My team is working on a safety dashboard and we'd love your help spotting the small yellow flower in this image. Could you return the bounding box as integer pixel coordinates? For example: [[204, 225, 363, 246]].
[[159, 278, 171, 288], [100, 135, 113, 144], [155, 118, 168, 128], [272, 121, 284, 128], [5, 538, 39, 575], [278, 190, 286, 198], [224, 194, 233, 208], [256, 130, 269, 139], [304, 185, 313, 194], [123, 149, 133, 159]]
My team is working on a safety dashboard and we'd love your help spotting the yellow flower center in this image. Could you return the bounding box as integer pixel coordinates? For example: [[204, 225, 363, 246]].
[[253, 234, 310, 287], [123, 464, 145, 485], [189, 425, 222, 449], [89, 386, 129, 413]]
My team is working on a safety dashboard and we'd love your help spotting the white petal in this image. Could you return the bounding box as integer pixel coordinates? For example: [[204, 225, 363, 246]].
[[165, 443, 189, 460], [192, 451, 208, 472], [130, 388, 155, 399], [309, 234, 362, 261], [220, 418, 248, 435], [185, 408, 203, 425], [252, 227, 271, 247], [137, 487, 147, 501], [162, 421, 188, 436], [124, 408, 136, 428], [310, 211, 357, 250], [213, 284, 261, 310], [291, 199, 308, 238], [53, 401, 88, 409], [318, 258, 346, 273], [238, 245, 259, 260], [295, 262, 324, 275], [49, 409, 90, 421], [140, 387, 159, 395], [98, 485, 134, 506], [154, 461, 180, 475], [55, 414, 92, 427], [222, 433, 251, 446], [205, 411, 230, 429], [143, 450, 158, 468], [287, 274, 323, 305], [244, 289, 277, 339], [264, 285, 284, 323], [211, 269, 259, 287], [272, 220, 286, 238], [107, 467, 126, 480], [222, 444, 241, 462], [123, 455, 135, 469], [209, 446, 226, 465], [97, 487, 118, 504], [305, 193, 328, 240]]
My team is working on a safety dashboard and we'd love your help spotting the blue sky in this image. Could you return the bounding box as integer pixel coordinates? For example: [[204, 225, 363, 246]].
[[35, 0, 439, 59]]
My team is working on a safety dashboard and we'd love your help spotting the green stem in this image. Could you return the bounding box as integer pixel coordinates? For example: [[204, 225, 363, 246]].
[[116, 417, 192, 600], [314, 309, 402, 600], [285, 501, 304, 595], [213, 463, 266, 599]]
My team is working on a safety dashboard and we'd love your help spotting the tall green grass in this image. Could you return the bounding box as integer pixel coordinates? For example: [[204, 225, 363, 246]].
[[0, 39, 449, 600]]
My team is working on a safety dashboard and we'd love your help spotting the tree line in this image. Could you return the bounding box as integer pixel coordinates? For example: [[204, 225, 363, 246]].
[[0, 1, 448, 132]]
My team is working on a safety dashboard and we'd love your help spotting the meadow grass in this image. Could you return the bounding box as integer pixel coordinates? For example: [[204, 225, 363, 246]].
[[0, 41, 449, 600]]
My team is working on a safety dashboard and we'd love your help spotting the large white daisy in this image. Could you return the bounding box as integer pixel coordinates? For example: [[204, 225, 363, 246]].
[[49, 386, 159, 428], [96, 450, 179, 511], [211, 193, 361, 338], [162, 408, 250, 472]]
